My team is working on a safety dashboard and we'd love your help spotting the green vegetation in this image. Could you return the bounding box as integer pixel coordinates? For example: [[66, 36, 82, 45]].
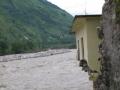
[[115, 0, 120, 23], [0, 0, 75, 55]]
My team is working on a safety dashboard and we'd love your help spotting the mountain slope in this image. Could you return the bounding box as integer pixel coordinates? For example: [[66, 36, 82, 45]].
[[0, 0, 75, 55]]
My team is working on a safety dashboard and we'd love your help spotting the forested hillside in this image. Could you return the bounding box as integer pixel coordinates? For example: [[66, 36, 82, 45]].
[[0, 0, 75, 55]]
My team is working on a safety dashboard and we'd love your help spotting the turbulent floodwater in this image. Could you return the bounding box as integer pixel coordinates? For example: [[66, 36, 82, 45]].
[[0, 49, 93, 90]]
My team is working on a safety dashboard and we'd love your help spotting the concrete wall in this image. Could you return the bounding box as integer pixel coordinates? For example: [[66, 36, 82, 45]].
[[75, 19, 88, 61], [86, 17, 101, 72], [75, 17, 101, 72]]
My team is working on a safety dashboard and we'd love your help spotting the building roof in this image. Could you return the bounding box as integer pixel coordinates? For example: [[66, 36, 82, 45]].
[[75, 14, 101, 17], [71, 14, 102, 32], [73, 14, 102, 21]]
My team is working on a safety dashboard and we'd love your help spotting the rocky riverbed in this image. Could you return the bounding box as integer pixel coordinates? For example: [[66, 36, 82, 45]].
[[0, 49, 71, 62], [0, 49, 93, 90]]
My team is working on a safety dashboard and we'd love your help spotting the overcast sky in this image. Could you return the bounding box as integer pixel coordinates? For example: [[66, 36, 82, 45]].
[[47, 0, 105, 16]]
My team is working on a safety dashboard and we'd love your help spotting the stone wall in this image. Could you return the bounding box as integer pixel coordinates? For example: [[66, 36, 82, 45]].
[[94, 0, 120, 90]]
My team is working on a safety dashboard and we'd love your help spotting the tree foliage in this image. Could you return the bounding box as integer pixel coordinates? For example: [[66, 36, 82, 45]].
[[0, 0, 75, 55]]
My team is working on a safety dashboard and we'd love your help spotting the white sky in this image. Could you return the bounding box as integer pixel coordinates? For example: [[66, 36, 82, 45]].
[[47, 0, 105, 16]]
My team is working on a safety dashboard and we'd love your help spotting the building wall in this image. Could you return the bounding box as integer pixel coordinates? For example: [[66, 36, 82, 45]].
[[74, 16, 101, 73], [86, 17, 101, 72], [75, 19, 88, 61]]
